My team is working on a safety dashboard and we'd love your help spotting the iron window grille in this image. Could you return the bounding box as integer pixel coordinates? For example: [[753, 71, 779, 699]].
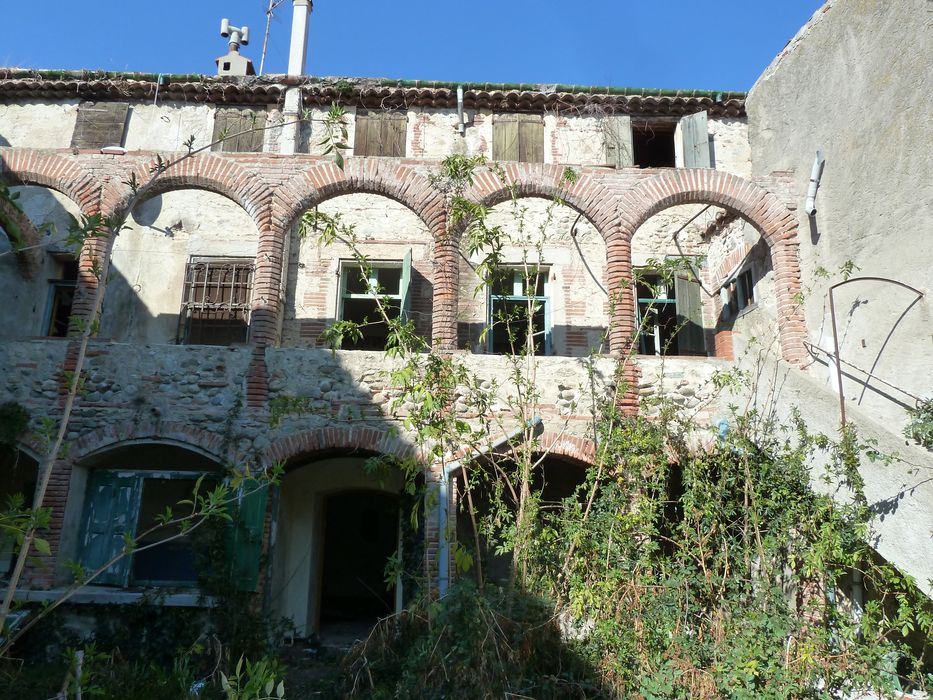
[[179, 257, 253, 346]]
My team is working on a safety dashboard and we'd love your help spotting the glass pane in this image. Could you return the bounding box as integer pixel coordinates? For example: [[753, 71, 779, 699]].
[[491, 299, 546, 355], [376, 266, 402, 296], [132, 478, 200, 584], [343, 265, 370, 295]]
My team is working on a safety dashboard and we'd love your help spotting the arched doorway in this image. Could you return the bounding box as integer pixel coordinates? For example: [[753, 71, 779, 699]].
[[270, 456, 415, 644]]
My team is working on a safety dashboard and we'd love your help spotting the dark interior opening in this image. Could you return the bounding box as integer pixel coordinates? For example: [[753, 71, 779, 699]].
[[0, 448, 39, 578], [632, 122, 676, 168], [320, 490, 399, 625], [456, 457, 586, 586]]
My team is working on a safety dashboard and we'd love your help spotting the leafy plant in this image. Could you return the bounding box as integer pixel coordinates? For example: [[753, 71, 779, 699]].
[[904, 397, 933, 449]]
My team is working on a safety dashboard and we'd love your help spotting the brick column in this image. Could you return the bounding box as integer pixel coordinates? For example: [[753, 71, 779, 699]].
[[606, 235, 640, 415], [247, 222, 286, 409], [431, 230, 459, 351]]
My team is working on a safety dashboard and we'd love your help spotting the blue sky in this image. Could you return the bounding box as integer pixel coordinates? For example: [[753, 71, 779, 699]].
[[0, 1, 824, 91]]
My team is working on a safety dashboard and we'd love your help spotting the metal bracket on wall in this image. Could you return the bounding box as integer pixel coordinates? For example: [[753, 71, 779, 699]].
[[827, 276, 924, 430]]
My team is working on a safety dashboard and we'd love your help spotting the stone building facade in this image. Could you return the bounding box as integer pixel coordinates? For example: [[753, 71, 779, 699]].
[[1, 0, 929, 638]]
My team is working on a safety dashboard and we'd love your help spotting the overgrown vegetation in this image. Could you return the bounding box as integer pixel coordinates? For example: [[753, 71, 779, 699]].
[[905, 398, 933, 450]]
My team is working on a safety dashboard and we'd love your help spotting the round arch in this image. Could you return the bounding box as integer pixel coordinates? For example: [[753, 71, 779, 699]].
[[264, 426, 421, 469], [70, 420, 235, 466], [0, 150, 101, 218], [275, 159, 446, 237], [110, 155, 273, 232], [465, 163, 622, 244], [616, 169, 806, 366]]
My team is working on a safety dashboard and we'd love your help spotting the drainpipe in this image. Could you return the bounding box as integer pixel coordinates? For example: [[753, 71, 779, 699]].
[[804, 150, 825, 217], [280, 1, 312, 155], [436, 416, 543, 596], [457, 85, 466, 136]]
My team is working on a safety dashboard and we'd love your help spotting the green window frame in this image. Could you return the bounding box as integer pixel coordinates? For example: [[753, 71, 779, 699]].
[[636, 270, 705, 356], [337, 252, 412, 350], [77, 470, 268, 591], [487, 267, 551, 356], [720, 266, 756, 320]]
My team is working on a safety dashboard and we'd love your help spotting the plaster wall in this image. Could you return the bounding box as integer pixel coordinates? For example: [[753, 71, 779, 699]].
[[0, 101, 80, 149], [270, 457, 403, 637], [100, 190, 259, 345], [747, 0, 933, 433], [122, 103, 215, 152], [0, 186, 82, 340]]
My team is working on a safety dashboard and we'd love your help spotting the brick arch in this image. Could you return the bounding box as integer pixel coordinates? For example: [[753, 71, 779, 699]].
[[275, 158, 446, 236], [0, 150, 101, 218], [111, 155, 273, 230], [466, 163, 622, 244], [616, 169, 806, 366], [264, 426, 421, 469], [274, 158, 454, 349], [70, 420, 237, 466], [536, 432, 597, 467]]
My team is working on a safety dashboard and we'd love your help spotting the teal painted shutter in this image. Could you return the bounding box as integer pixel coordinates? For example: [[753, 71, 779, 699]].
[[226, 480, 269, 592], [674, 274, 706, 356], [604, 115, 634, 167], [79, 471, 141, 586], [400, 249, 413, 322], [681, 111, 710, 168]]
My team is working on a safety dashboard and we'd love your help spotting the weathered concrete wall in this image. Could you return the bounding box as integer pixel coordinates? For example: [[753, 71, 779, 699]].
[[101, 189, 259, 344], [0, 100, 80, 149], [747, 0, 933, 432], [0, 186, 82, 340], [746, 0, 933, 589]]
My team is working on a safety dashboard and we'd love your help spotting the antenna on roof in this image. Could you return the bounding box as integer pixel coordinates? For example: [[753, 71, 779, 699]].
[[259, 0, 288, 76], [216, 19, 256, 76]]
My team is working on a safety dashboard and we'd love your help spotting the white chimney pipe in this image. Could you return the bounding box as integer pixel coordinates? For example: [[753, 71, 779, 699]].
[[288, 0, 312, 76]]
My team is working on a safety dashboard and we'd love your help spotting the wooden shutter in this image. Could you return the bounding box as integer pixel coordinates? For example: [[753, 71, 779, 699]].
[[681, 111, 710, 168], [604, 115, 634, 167], [78, 471, 142, 586], [518, 114, 544, 163], [493, 115, 520, 161], [354, 111, 407, 157], [494, 114, 543, 162], [70, 102, 128, 149], [674, 274, 706, 355], [400, 249, 413, 322], [212, 108, 266, 153], [225, 479, 269, 591]]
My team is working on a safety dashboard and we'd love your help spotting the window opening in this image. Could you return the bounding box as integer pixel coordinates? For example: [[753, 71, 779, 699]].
[[721, 266, 756, 320], [353, 110, 407, 157], [338, 252, 412, 350], [211, 106, 266, 153], [132, 478, 200, 585], [44, 256, 79, 337], [488, 267, 550, 355], [179, 257, 253, 346], [492, 114, 544, 163], [70, 102, 129, 150], [632, 121, 676, 168], [636, 271, 705, 356]]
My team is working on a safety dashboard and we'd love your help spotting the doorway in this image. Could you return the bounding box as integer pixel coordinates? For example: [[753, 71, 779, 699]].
[[318, 490, 400, 645]]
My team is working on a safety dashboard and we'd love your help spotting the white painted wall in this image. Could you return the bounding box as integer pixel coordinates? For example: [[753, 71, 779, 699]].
[[0, 101, 80, 148], [101, 190, 258, 344]]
